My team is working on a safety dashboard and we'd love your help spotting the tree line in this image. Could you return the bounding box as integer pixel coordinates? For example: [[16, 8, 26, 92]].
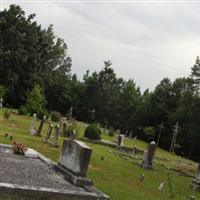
[[1, 5, 200, 161]]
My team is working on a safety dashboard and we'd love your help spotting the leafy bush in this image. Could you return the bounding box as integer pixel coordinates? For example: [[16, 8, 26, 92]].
[[0, 85, 6, 99], [4, 109, 11, 120], [84, 124, 101, 140], [108, 128, 115, 137], [25, 84, 47, 115], [51, 111, 62, 122], [18, 105, 28, 115], [144, 127, 155, 137], [37, 108, 49, 120]]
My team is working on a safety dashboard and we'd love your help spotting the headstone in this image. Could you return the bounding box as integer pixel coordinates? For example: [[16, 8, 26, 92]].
[[132, 145, 137, 156], [117, 134, 124, 147], [37, 116, 46, 136], [158, 182, 164, 190], [51, 124, 60, 147], [139, 174, 144, 182], [134, 136, 137, 140], [59, 117, 65, 134], [128, 131, 133, 138], [69, 129, 76, 140], [140, 141, 157, 169], [29, 113, 37, 135], [61, 118, 67, 135], [59, 139, 92, 177], [189, 196, 196, 200], [0, 98, 3, 108], [44, 124, 53, 143], [192, 162, 200, 190]]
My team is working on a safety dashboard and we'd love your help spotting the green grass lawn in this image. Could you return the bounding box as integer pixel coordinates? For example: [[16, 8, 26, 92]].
[[0, 109, 199, 200]]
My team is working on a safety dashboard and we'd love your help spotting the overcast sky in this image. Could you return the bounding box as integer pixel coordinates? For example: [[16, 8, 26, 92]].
[[2, 1, 200, 91]]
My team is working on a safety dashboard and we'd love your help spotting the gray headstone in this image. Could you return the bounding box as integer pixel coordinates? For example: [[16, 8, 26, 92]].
[[117, 134, 124, 147], [141, 141, 156, 169], [29, 113, 37, 135], [37, 116, 46, 136], [51, 124, 60, 147], [132, 145, 137, 156], [69, 129, 76, 140], [62, 120, 67, 135], [189, 196, 196, 200], [196, 162, 200, 180], [192, 162, 200, 190], [44, 124, 53, 143], [59, 117, 66, 134], [59, 139, 92, 177]]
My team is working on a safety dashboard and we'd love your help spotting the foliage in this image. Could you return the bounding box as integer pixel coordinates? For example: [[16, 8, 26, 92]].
[[143, 127, 155, 137], [51, 111, 62, 122], [108, 128, 115, 137], [0, 85, 6, 99], [23, 84, 47, 117], [84, 123, 101, 140], [12, 141, 27, 155], [0, 5, 71, 108], [3, 109, 11, 120], [18, 105, 28, 115], [37, 109, 49, 120]]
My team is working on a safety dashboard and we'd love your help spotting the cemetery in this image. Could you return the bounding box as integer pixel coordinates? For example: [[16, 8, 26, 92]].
[[0, 108, 200, 200], [2, 3, 200, 200]]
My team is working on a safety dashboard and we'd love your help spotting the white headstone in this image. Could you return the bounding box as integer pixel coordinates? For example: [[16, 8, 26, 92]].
[[0, 98, 3, 108], [158, 182, 164, 190], [29, 113, 37, 135]]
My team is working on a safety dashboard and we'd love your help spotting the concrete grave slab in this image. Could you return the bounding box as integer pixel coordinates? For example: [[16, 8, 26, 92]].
[[0, 144, 109, 200], [59, 139, 92, 177]]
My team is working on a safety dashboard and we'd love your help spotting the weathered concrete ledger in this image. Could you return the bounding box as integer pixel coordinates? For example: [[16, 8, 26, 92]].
[[59, 139, 92, 177], [0, 143, 109, 200]]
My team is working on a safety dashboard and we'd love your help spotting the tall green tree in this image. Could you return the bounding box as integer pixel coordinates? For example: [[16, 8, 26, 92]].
[[0, 5, 71, 108]]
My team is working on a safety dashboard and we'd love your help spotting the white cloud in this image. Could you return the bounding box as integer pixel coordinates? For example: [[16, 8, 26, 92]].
[[2, 1, 200, 91]]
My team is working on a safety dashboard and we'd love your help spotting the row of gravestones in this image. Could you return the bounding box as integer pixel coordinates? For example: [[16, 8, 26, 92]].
[[118, 134, 200, 199], [29, 114, 76, 148], [113, 134, 156, 169], [28, 114, 200, 198]]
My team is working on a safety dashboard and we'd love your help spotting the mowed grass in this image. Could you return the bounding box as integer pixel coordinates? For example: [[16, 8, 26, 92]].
[[0, 109, 200, 200]]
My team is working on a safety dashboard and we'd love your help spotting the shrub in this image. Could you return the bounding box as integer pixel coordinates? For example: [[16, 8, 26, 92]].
[[144, 127, 155, 137], [0, 85, 7, 99], [108, 128, 115, 137], [4, 109, 11, 120], [84, 124, 101, 140], [37, 108, 49, 120], [51, 111, 62, 122], [18, 105, 28, 115], [25, 84, 47, 115]]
